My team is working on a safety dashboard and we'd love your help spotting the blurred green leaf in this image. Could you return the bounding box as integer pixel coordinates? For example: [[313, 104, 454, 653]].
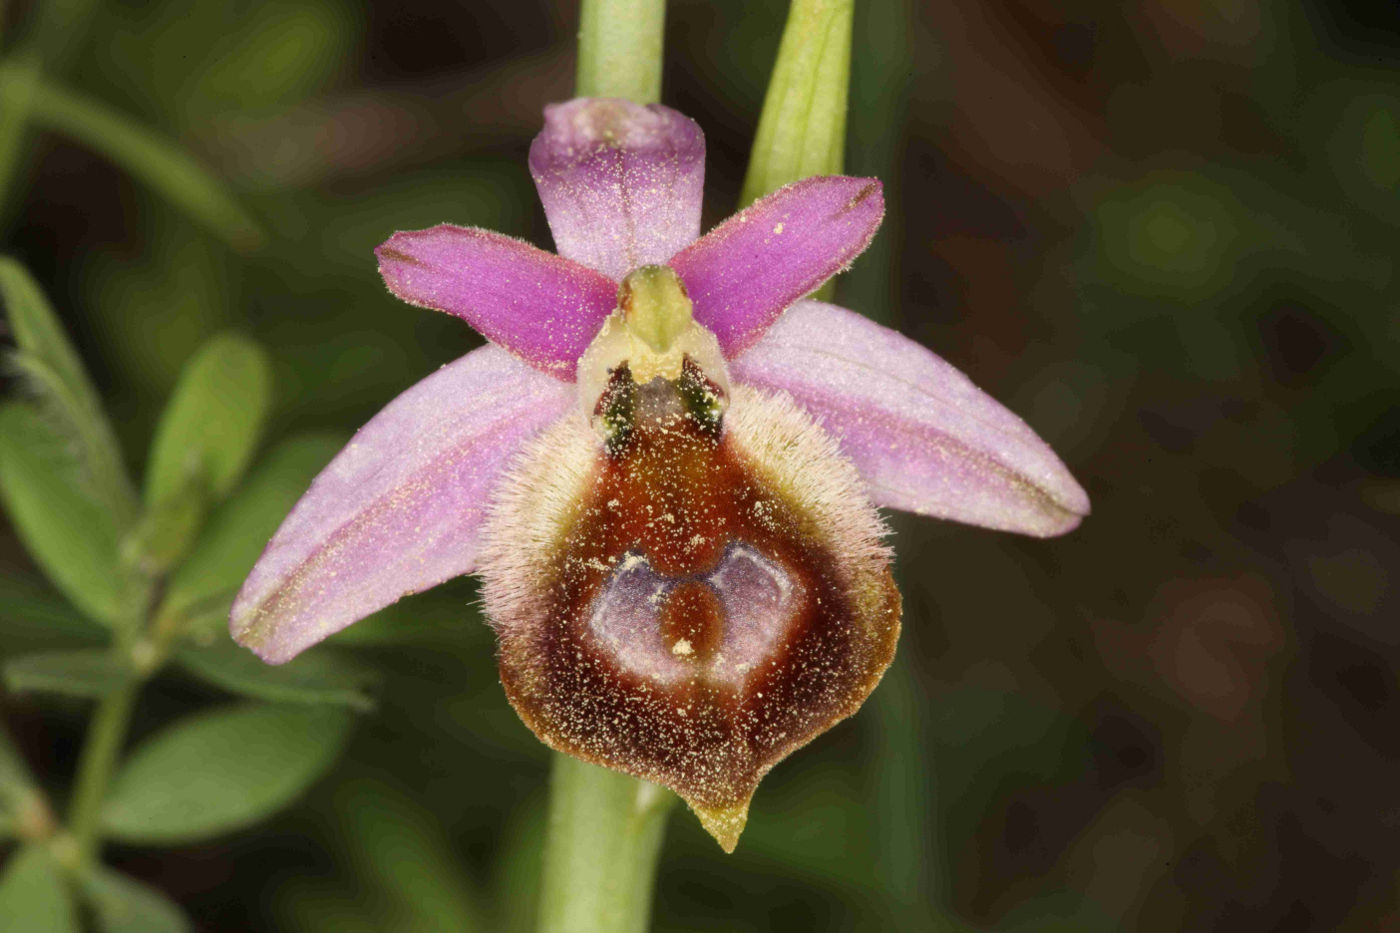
[[29, 0, 103, 73], [740, 0, 852, 206], [177, 642, 377, 711], [144, 333, 273, 507], [0, 403, 124, 624], [0, 257, 137, 528], [0, 64, 262, 251], [101, 703, 353, 844], [490, 791, 546, 933], [84, 226, 234, 398], [0, 55, 40, 223], [0, 726, 38, 808], [999, 891, 1121, 933], [275, 880, 379, 933], [1361, 106, 1400, 190], [121, 478, 206, 577], [0, 575, 107, 656], [81, 866, 191, 933], [0, 845, 80, 933], [196, 1, 357, 114], [3, 650, 127, 698], [0, 257, 104, 439], [164, 433, 343, 629], [928, 682, 1094, 868], [98, 0, 356, 131], [328, 582, 482, 647], [332, 779, 485, 933]]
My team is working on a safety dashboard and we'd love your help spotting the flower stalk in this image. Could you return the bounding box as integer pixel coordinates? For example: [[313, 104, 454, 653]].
[[537, 756, 675, 933], [576, 0, 667, 104], [65, 674, 139, 863]]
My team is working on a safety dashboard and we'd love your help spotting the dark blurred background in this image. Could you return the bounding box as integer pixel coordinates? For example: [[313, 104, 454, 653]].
[[2, 1, 1398, 930]]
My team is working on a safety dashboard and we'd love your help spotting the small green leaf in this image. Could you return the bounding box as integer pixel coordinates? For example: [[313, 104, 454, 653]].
[[0, 403, 124, 624], [101, 703, 353, 844], [0, 845, 80, 933], [121, 476, 206, 577], [740, 0, 853, 206], [177, 642, 377, 711], [3, 650, 128, 699], [163, 434, 343, 628], [0, 724, 38, 805], [0, 259, 111, 455], [0, 256, 137, 571], [144, 333, 273, 507], [0, 66, 262, 252], [81, 866, 191, 933], [0, 575, 106, 656]]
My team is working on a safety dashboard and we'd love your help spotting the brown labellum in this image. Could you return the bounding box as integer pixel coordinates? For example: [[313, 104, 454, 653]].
[[480, 363, 900, 851]]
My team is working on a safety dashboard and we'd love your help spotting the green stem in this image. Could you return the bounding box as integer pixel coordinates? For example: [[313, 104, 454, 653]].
[[65, 674, 139, 863], [536, 756, 675, 933], [576, 0, 666, 103]]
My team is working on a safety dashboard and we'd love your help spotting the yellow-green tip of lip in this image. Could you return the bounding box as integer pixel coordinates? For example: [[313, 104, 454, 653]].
[[692, 799, 750, 853]]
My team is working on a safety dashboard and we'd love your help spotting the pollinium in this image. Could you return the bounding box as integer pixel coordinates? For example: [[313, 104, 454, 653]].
[[480, 267, 900, 850]]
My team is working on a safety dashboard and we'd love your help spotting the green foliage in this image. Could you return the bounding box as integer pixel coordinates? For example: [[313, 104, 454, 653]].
[[740, 0, 852, 206], [0, 727, 39, 810], [121, 481, 207, 578], [3, 650, 128, 698], [98, 0, 356, 128], [177, 642, 377, 711], [489, 792, 547, 933], [0, 257, 136, 527], [81, 866, 191, 933], [0, 403, 125, 624], [0, 846, 80, 933], [84, 228, 235, 397], [163, 433, 343, 628], [0, 576, 107, 658], [100, 703, 352, 844], [0, 56, 41, 221], [332, 779, 486, 932], [0, 64, 262, 250], [143, 332, 273, 508]]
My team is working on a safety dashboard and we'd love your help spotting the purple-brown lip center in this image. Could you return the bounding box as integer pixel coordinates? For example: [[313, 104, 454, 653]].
[[585, 542, 807, 688]]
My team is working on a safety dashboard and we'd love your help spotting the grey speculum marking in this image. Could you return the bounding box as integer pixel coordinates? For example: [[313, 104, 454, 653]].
[[585, 542, 806, 688]]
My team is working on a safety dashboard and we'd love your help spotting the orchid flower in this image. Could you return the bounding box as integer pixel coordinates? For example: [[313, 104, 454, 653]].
[[230, 97, 1089, 850]]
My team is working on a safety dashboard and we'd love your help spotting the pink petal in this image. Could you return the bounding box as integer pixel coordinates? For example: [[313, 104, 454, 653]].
[[529, 98, 705, 281], [669, 176, 884, 357], [231, 345, 575, 663], [731, 301, 1089, 537], [376, 226, 617, 378]]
